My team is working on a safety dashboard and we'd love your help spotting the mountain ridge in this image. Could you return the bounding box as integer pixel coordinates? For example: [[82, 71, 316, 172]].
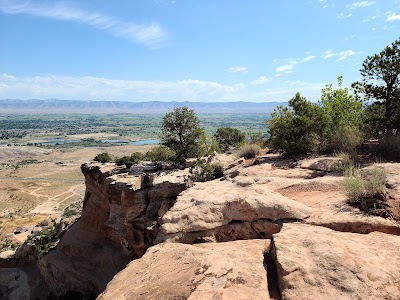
[[0, 99, 286, 113]]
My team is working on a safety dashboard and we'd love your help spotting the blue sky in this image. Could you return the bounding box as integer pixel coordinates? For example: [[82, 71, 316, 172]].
[[0, 0, 399, 102]]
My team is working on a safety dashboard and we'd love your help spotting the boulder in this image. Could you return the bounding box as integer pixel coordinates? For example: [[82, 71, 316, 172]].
[[98, 240, 270, 300], [158, 180, 312, 242], [299, 157, 340, 172], [0, 250, 15, 259], [272, 223, 400, 300]]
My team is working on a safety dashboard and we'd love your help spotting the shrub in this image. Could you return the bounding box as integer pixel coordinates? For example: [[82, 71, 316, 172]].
[[204, 137, 221, 156], [319, 76, 363, 153], [93, 152, 112, 163], [247, 131, 266, 148], [115, 152, 145, 168], [131, 152, 145, 163], [267, 78, 364, 156], [0, 237, 21, 251], [332, 152, 360, 172], [323, 126, 364, 154], [26, 221, 60, 256], [343, 165, 389, 217], [267, 93, 323, 156], [145, 146, 176, 163], [214, 127, 245, 152], [115, 156, 135, 168], [237, 144, 262, 159], [376, 132, 400, 161], [62, 202, 82, 218], [211, 162, 224, 179], [189, 160, 224, 182]]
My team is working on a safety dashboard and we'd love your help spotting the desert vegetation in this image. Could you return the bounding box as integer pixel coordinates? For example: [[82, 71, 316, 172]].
[[267, 38, 400, 161], [343, 164, 391, 217], [214, 127, 245, 152], [188, 160, 224, 182]]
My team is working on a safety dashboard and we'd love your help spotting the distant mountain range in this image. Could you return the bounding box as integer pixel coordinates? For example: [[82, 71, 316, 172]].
[[0, 99, 286, 114]]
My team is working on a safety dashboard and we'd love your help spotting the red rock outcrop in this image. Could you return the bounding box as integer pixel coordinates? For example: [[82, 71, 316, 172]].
[[2, 154, 400, 300], [272, 223, 400, 300], [2, 163, 187, 298], [98, 239, 270, 300]]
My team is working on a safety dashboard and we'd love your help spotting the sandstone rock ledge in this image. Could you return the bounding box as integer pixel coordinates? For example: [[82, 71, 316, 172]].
[[272, 223, 400, 300], [98, 239, 270, 300], [157, 179, 312, 244]]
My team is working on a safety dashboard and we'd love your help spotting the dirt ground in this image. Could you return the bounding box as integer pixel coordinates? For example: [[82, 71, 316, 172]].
[[0, 145, 154, 241]]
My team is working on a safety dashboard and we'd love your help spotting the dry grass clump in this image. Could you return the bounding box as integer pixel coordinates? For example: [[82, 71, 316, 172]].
[[332, 152, 360, 172], [237, 144, 262, 159], [189, 160, 224, 182], [343, 164, 390, 217]]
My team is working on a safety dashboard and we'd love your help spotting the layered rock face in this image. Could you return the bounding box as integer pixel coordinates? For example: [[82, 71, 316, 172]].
[[79, 163, 187, 258], [2, 155, 400, 299], [38, 163, 187, 296], [97, 155, 400, 300], [2, 163, 188, 298]]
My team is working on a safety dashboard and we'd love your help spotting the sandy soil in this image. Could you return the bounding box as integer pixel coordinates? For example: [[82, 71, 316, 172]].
[[0, 145, 154, 240]]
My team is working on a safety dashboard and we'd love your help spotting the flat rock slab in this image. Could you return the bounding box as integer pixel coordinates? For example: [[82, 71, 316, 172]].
[[159, 180, 312, 236], [98, 240, 270, 300], [272, 223, 400, 300]]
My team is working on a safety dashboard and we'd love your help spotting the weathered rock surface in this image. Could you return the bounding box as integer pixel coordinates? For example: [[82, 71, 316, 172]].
[[0, 268, 30, 300], [1, 163, 188, 298], [272, 223, 400, 300], [158, 179, 312, 243], [242, 159, 400, 236], [80, 163, 187, 258], [98, 239, 270, 300], [3, 154, 400, 299]]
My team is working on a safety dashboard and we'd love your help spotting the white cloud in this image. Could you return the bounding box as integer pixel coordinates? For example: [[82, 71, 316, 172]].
[[337, 50, 355, 61], [0, 1, 167, 48], [275, 61, 298, 74], [323, 50, 335, 59], [1, 73, 17, 81], [250, 76, 272, 85], [228, 66, 248, 74], [338, 13, 352, 18], [274, 56, 314, 76], [346, 1, 375, 9], [302, 55, 316, 62], [322, 50, 355, 60], [343, 35, 357, 41], [387, 13, 400, 21], [0, 73, 330, 103], [0, 74, 249, 102]]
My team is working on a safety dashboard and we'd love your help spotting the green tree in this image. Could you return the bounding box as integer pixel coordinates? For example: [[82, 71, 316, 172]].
[[93, 152, 112, 163], [320, 76, 364, 152], [145, 146, 176, 163], [161, 106, 205, 163], [352, 38, 400, 130], [214, 127, 245, 152], [267, 93, 323, 156]]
